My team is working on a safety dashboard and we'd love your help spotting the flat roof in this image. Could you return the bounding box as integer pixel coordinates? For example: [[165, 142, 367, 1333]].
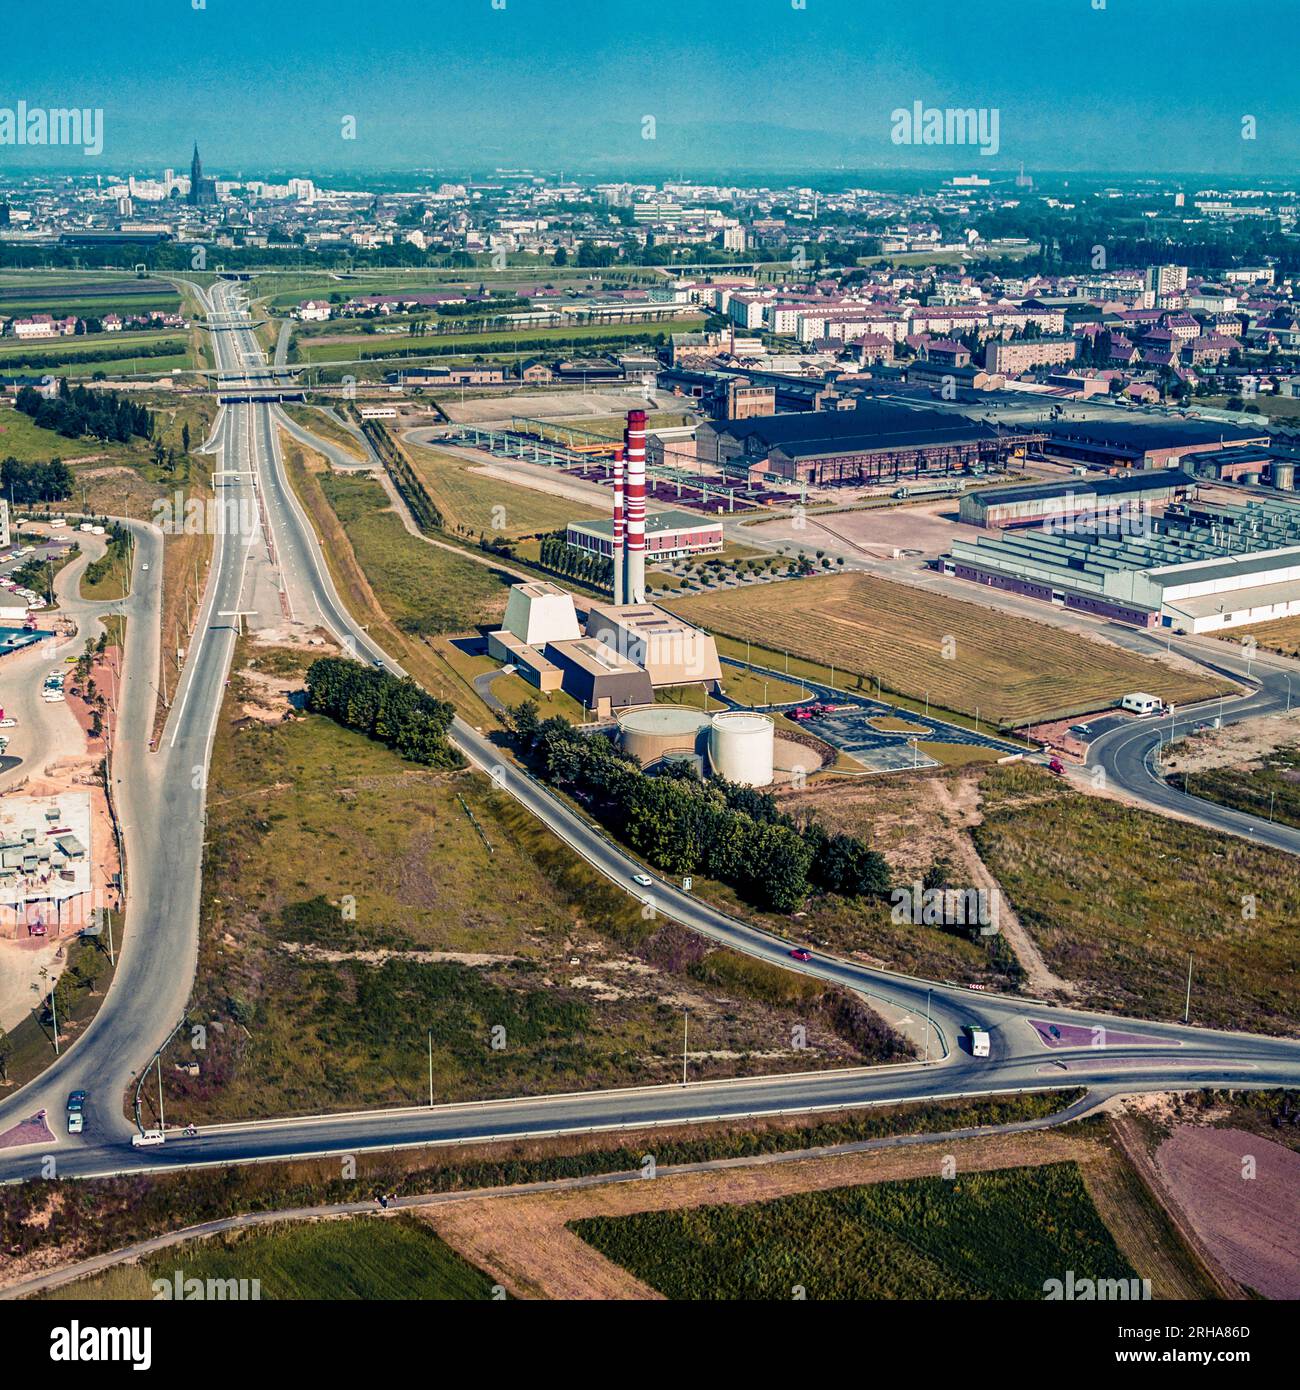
[[971, 467, 1196, 508], [1164, 574, 1300, 619], [1151, 545, 1300, 587], [588, 602, 706, 636], [571, 508, 721, 540], [513, 580, 570, 599], [548, 636, 643, 676]]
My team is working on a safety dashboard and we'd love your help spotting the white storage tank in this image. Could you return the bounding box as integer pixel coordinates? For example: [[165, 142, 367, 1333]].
[[708, 711, 775, 787]]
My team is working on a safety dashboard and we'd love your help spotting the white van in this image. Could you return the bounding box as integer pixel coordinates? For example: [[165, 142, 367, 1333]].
[[131, 1129, 165, 1148], [1121, 692, 1163, 715]]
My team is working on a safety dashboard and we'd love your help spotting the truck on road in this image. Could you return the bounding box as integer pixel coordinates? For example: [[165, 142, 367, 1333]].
[[963, 1024, 991, 1057]]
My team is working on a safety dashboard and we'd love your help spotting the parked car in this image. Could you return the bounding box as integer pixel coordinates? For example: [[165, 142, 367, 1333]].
[[67, 1111, 84, 1135], [66, 1090, 86, 1112]]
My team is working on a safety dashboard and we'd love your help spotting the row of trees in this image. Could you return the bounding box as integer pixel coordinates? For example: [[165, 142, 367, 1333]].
[[0, 456, 73, 503], [305, 657, 462, 769], [537, 533, 613, 589], [359, 421, 444, 531], [16, 380, 154, 444], [511, 703, 889, 913], [2, 339, 180, 372]]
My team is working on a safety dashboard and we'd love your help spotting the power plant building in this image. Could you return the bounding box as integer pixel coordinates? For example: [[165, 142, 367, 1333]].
[[585, 603, 723, 688]]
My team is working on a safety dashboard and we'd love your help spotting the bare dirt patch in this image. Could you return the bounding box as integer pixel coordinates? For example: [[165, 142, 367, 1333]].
[[1153, 1126, 1300, 1300], [1161, 711, 1300, 777]]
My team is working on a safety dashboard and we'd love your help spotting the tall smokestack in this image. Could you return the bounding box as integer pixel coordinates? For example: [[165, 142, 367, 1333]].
[[611, 444, 625, 606], [624, 408, 647, 604]]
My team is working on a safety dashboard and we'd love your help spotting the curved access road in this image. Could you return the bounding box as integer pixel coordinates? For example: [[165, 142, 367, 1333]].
[[4, 282, 1297, 1186], [1088, 629, 1300, 854]]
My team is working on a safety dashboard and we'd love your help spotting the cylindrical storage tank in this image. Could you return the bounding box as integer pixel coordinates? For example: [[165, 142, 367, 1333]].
[[617, 705, 710, 766], [1271, 462, 1295, 491], [708, 711, 775, 787], [1243, 471, 1262, 486]]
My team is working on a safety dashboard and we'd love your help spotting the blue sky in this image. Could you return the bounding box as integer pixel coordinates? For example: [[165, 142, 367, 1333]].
[[6, 0, 1299, 176]]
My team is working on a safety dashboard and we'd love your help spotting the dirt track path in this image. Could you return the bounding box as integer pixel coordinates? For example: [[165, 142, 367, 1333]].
[[927, 776, 1076, 1000]]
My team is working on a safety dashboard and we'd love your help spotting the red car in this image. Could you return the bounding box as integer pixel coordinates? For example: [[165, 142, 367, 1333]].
[[789, 948, 812, 963]]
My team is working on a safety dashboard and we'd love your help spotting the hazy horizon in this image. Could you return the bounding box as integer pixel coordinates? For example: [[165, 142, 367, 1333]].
[[6, 0, 1299, 177]]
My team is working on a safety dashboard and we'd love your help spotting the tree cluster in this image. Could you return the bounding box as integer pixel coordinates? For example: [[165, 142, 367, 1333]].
[[0, 456, 73, 503], [538, 533, 614, 590], [512, 703, 890, 913], [305, 657, 462, 769], [16, 380, 153, 444]]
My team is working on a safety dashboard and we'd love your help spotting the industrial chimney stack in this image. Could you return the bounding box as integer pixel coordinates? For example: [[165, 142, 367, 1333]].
[[623, 408, 647, 604], [611, 444, 625, 606]]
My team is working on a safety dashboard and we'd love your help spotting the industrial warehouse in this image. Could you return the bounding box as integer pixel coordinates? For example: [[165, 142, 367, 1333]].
[[958, 468, 1197, 529], [944, 488, 1300, 631], [1041, 418, 1271, 471], [485, 410, 723, 716], [695, 399, 1041, 488]]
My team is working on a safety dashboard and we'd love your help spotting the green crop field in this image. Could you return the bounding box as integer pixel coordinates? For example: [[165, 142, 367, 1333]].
[[47, 1216, 496, 1301], [295, 316, 702, 365], [570, 1161, 1134, 1299], [668, 573, 1232, 727], [0, 338, 190, 378], [407, 443, 604, 539], [973, 762, 1300, 1032]]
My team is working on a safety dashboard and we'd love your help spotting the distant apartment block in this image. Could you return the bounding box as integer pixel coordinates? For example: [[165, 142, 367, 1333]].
[[984, 336, 1078, 375]]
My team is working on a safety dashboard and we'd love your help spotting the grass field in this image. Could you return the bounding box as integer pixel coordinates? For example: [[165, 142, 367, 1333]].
[[0, 407, 144, 467], [280, 403, 367, 461], [318, 468, 511, 634], [1167, 743, 1300, 831], [406, 443, 605, 539], [1222, 613, 1300, 658], [973, 762, 1300, 1033], [656, 668, 810, 709], [163, 641, 890, 1124], [47, 1216, 496, 1301], [668, 573, 1232, 727], [570, 1160, 1133, 1299], [295, 317, 703, 365], [0, 333, 191, 378]]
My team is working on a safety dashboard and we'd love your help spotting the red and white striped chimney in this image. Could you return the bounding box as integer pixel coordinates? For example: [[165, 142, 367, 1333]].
[[623, 409, 647, 604], [611, 443, 625, 606]]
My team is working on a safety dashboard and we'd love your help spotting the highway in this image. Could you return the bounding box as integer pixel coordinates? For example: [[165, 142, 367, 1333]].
[[1, 280, 1298, 1186]]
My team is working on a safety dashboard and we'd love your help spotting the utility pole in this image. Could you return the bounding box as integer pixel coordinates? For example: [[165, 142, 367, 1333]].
[[924, 988, 932, 1062], [1184, 953, 1193, 1024], [428, 1030, 433, 1108], [157, 1052, 165, 1130], [682, 1009, 689, 1087]]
